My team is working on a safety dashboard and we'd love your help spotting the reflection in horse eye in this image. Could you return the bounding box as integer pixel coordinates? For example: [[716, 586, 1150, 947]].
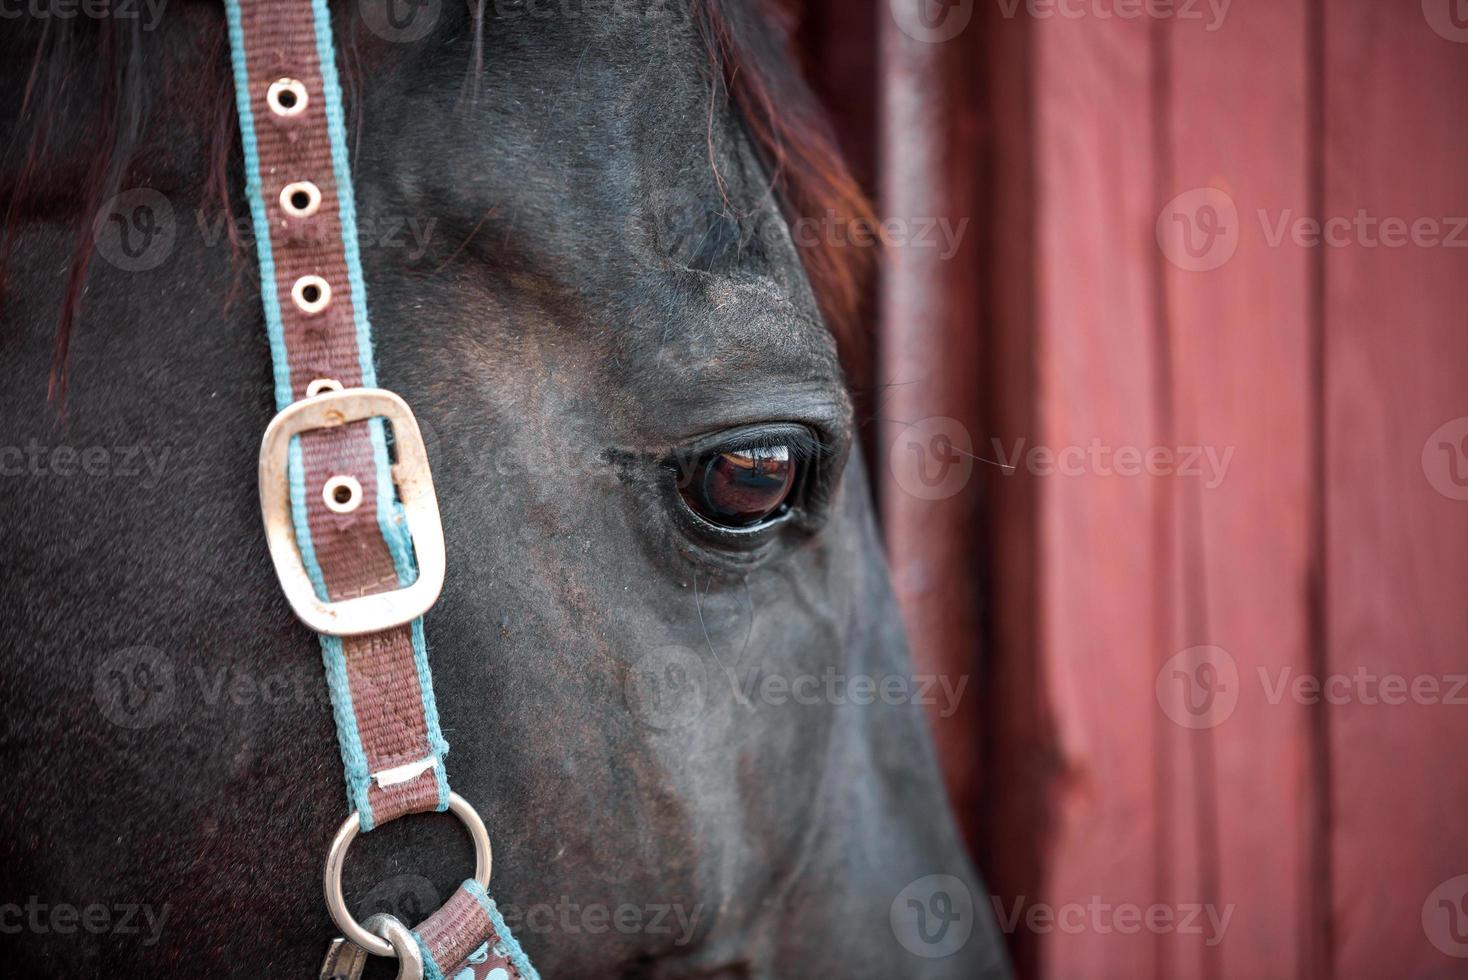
[[680, 446, 795, 528]]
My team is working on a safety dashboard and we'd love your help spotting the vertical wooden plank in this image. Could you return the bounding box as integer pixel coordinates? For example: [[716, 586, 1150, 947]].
[[981, 7, 1167, 976], [978, 10, 1048, 975], [1160, 3, 1319, 978], [1323, 2, 1468, 976], [878, 0, 987, 853], [1031, 13, 1164, 976]]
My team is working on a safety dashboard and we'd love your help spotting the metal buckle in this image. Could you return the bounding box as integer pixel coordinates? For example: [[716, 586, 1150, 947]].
[[259, 387, 446, 637]]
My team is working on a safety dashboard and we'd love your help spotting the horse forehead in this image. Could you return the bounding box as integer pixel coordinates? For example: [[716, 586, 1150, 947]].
[[351, 8, 838, 402], [370, 6, 724, 192]]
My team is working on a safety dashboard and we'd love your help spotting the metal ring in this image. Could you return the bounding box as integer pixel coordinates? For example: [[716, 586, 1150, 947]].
[[305, 378, 343, 398], [364, 914, 425, 980], [266, 77, 308, 117], [324, 792, 493, 959]]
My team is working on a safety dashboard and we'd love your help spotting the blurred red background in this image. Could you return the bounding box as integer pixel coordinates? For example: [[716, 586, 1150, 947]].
[[787, 1, 1468, 977]]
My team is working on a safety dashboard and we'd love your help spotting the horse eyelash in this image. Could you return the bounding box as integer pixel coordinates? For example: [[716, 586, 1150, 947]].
[[675, 427, 830, 468]]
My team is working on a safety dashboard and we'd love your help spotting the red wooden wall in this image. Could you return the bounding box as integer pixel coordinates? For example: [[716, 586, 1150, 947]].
[[798, 1, 1468, 977]]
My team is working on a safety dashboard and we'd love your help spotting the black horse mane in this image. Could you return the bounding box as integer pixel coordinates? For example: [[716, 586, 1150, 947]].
[[0, 0, 874, 405]]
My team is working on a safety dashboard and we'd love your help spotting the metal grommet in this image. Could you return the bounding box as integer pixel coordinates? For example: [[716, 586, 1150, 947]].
[[363, 914, 425, 980], [324, 792, 493, 959], [279, 180, 322, 219], [306, 378, 343, 398], [292, 275, 332, 315], [266, 77, 308, 117], [323, 474, 363, 514]]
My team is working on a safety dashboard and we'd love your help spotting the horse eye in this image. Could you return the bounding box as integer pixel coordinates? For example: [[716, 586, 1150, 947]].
[[679, 446, 796, 529]]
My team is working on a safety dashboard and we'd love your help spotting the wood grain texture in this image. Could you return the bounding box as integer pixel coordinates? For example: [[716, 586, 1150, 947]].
[[1027, 11, 1168, 976], [852, 1, 1468, 975], [970, 7, 1174, 975], [1160, 3, 1318, 977], [1322, 2, 1468, 976]]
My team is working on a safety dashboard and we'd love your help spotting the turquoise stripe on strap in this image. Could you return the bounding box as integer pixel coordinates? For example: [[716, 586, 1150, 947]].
[[309, 0, 378, 389], [223, 0, 293, 411], [412, 617, 453, 811], [413, 932, 448, 980], [464, 880, 542, 980]]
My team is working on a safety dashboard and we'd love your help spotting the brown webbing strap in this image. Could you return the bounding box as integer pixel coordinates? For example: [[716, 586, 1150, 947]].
[[415, 882, 531, 979], [231, 0, 442, 829], [225, 1, 537, 976]]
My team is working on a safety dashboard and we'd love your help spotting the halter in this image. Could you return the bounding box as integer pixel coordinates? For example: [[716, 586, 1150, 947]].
[[222, 1, 540, 977]]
